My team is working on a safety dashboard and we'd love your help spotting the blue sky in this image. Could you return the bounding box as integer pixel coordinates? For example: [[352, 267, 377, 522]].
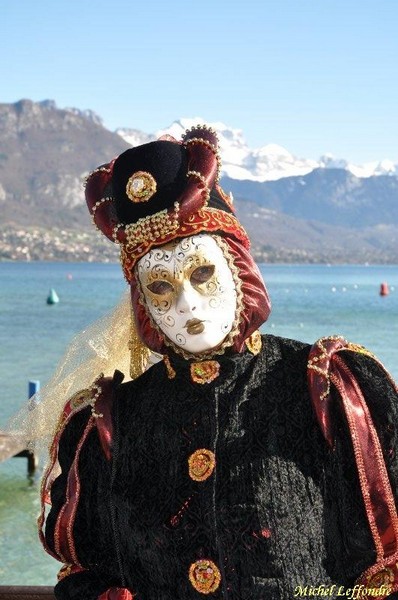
[[2, 0, 397, 163]]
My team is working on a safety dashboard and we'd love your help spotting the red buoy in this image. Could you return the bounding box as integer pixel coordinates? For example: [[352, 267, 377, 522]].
[[380, 282, 389, 296]]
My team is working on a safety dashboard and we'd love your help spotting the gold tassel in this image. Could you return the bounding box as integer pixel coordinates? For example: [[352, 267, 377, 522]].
[[129, 309, 151, 379]]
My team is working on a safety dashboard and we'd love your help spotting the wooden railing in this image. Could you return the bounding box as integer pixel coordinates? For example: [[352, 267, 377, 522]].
[[0, 587, 54, 600], [0, 381, 40, 478], [0, 432, 38, 478]]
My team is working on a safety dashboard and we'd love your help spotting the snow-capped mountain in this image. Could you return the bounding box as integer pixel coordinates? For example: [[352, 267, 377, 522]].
[[1, 100, 397, 263], [116, 118, 397, 182], [318, 153, 397, 178], [114, 127, 153, 148]]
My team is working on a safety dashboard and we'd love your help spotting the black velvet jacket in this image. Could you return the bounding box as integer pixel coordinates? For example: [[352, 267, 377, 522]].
[[45, 335, 398, 600]]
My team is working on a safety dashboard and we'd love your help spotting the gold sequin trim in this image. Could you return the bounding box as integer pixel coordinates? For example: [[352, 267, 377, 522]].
[[245, 330, 262, 355], [57, 563, 72, 581], [126, 171, 157, 203], [189, 559, 221, 594], [123, 202, 180, 246], [188, 449, 216, 482], [346, 342, 377, 360], [190, 361, 220, 384], [121, 207, 249, 282], [163, 355, 176, 379]]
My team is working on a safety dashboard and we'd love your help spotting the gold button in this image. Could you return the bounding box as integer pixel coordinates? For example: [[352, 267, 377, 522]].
[[190, 360, 220, 384], [189, 559, 221, 594], [367, 567, 394, 588], [188, 449, 216, 482]]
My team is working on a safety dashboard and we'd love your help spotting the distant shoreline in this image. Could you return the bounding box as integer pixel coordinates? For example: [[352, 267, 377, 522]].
[[2, 258, 398, 268], [1, 225, 398, 265]]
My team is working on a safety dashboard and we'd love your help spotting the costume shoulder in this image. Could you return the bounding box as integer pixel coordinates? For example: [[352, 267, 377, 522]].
[[40, 370, 134, 600], [308, 336, 398, 598], [39, 371, 125, 561], [62, 370, 125, 422], [55, 370, 125, 460], [307, 336, 397, 447]]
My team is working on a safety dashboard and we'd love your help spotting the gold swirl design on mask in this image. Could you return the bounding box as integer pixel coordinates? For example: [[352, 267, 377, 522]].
[[133, 234, 244, 363]]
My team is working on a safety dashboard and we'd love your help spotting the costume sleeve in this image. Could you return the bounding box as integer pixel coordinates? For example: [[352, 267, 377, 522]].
[[42, 377, 134, 600], [308, 338, 398, 599]]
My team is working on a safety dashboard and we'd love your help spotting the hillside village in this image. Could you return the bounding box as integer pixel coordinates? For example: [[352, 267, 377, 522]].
[[0, 100, 397, 263]]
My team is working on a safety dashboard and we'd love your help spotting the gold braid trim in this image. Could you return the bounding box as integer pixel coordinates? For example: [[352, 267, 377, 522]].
[[120, 206, 250, 282]]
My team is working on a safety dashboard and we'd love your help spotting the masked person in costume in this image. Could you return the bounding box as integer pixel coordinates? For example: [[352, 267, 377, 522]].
[[38, 126, 398, 600]]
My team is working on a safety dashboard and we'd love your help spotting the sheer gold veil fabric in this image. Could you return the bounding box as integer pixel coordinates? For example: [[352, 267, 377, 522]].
[[4, 290, 159, 463]]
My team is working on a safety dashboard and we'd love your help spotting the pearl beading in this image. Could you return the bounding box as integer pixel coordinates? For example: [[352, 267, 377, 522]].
[[91, 196, 114, 229], [83, 166, 111, 189], [184, 137, 222, 183], [89, 376, 104, 418]]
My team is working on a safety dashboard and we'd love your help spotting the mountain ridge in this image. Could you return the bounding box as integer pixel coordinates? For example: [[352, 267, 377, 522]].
[[0, 100, 397, 263], [117, 117, 398, 181]]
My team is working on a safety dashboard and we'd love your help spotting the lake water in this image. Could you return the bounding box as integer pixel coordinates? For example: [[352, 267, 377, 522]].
[[0, 262, 397, 584]]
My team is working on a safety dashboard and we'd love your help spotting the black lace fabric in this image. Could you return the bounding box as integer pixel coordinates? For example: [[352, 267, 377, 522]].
[[46, 335, 398, 600]]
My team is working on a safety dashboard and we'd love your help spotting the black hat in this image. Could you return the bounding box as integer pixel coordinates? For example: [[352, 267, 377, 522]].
[[85, 125, 250, 281]]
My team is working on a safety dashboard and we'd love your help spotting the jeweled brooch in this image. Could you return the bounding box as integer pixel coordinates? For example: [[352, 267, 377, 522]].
[[188, 449, 216, 481], [190, 360, 220, 384], [189, 559, 221, 593], [126, 171, 157, 203]]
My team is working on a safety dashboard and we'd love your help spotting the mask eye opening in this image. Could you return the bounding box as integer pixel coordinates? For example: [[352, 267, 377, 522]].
[[190, 265, 215, 285], [147, 280, 174, 295]]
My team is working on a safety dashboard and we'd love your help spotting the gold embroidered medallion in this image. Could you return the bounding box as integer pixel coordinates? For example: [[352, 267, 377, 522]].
[[190, 361, 220, 384], [126, 171, 157, 203], [188, 449, 216, 482], [188, 559, 221, 594]]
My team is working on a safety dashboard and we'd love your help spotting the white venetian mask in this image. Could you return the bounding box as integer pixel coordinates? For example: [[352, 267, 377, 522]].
[[136, 234, 238, 354]]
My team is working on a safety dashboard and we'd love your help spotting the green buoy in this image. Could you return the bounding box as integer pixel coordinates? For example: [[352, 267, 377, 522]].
[[46, 288, 59, 305]]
